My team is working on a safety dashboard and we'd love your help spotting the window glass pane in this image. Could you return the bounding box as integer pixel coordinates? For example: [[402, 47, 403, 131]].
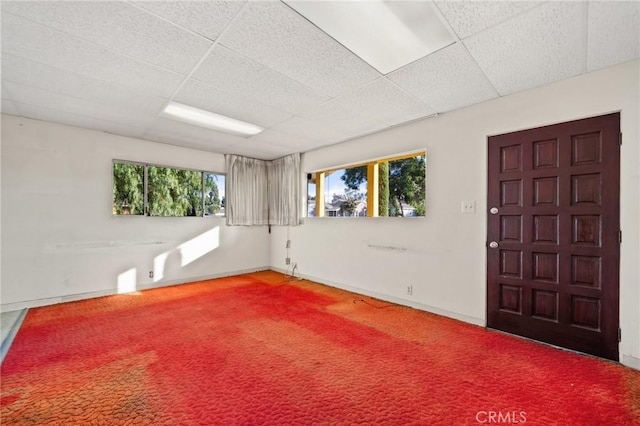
[[204, 173, 225, 216], [148, 166, 202, 217], [307, 152, 425, 219], [113, 162, 144, 215], [383, 155, 426, 217], [307, 178, 316, 217], [325, 165, 367, 217]]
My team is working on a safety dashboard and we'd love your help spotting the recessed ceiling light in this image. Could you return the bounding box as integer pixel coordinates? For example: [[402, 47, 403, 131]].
[[285, 0, 455, 74], [161, 102, 263, 136]]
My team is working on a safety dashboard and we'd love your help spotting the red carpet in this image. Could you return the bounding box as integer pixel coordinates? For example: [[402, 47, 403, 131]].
[[1, 271, 639, 425]]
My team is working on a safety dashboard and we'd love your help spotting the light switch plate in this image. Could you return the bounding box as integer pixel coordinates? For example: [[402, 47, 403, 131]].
[[461, 200, 476, 213]]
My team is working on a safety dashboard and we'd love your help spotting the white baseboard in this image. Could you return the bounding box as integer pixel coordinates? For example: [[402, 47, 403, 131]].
[[0, 267, 270, 313], [621, 354, 640, 371], [271, 267, 485, 327]]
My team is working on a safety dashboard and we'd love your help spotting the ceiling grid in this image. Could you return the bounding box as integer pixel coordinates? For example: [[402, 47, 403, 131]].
[[0, 0, 637, 159]]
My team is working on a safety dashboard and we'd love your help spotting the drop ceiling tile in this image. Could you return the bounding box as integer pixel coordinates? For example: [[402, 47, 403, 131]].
[[193, 45, 329, 114], [132, 0, 244, 41], [174, 79, 292, 128], [464, 2, 587, 96], [1, 13, 184, 98], [388, 43, 498, 112], [228, 140, 294, 161], [219, 1, 381, 97], [14, 102, 146, 139], [142, 132, 236, 154], [300, 78, 435, 135], [247, 129, 321, 151], [2, 54, 168, 114], [144, 117, 246, 150], [2, 1, 211, 74], [435, 1, 543, 40], [3, 82, 159, 130], [270, 116, 349, 146], [587, 2, 640, 72], [384, 103, 441, 129]]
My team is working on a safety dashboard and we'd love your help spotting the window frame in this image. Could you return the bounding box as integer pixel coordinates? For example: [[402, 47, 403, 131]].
[[112, 159, 226, 218], [307, 150, 426, 219]]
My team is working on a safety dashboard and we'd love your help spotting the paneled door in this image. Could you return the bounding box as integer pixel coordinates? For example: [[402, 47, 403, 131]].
[[487, 113, 620, 360]]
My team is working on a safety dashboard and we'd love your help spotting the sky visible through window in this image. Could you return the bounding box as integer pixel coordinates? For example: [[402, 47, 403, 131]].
[[308, 169, 367, 203], [212, 174, 226, 199]]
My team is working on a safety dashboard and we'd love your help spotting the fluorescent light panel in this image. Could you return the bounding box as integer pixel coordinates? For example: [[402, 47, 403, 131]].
[[286, 0, 455, 74], [161, 102, 263, 136]]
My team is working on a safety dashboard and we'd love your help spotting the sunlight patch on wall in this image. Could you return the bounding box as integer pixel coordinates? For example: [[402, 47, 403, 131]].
[[117, 268, 137, 294], [153, 252, 169, 283], [178, 227, 220, 267]]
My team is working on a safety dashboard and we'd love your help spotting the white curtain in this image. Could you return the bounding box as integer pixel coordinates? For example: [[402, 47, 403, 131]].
[[225, 153, 301, 226], [268, 153, 301, 226], [225, 154, 269, 226]]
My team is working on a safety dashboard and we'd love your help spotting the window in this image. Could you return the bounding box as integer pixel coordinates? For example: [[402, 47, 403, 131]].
[[307, 165, 368, 217], [113, 162, 144, 215], [307, 152, 425, 218], [113, 161, 225, 217]]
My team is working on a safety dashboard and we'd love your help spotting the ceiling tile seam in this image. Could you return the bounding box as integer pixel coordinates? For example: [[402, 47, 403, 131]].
[[258, 115, 304, 134], [455, 1, 550, 41], [255, 140, 305, 152], [269, 118, 341, 147], [207, 42, 332, 110], [459, 40, 503, 97], [138, 134, 236, 154], [247, 131, 313, 151], [2, 53, 166, 112], [213, 35, 380, 102], [383, 40, 458, 78], [381, 77, 438, 115], [234, 142, 296, 157], [139, 1, 255, 137], [279, 0, 383, 79], [288, 75, 413, 123], [0, 52, 171, 106], [380, 111, 441, 133], [2, 10, 192, 78], [8, 99, 145, 135], [215, 39, 359, 104], [301, 111, 440, 158], [249, 118, 318, 146], [142, 132, 239, 151], [1, 76, 164, 119], [124, 0, 224, 44]]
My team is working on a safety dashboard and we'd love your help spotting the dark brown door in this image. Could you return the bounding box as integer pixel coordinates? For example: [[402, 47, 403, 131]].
[[487, 113, 620, 361]]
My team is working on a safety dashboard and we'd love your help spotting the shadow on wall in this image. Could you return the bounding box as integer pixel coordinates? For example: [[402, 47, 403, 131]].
[[116, 227, 220, 294]]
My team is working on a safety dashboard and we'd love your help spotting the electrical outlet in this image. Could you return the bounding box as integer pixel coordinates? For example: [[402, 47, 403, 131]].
[[461, 200, 476, 214], [285, 257, 290, 265], [406, 285, 413, 296], [286, 240, 291, 248], [149, 271, 154, 278]]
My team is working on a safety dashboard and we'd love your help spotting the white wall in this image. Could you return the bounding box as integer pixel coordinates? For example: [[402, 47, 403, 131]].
[[270, 60, 640, 370], [1, 116, 270, 311]]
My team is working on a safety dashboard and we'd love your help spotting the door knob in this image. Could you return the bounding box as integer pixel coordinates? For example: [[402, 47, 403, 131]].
[[489, 241, 499, 249], [490, 207, 499, 214]]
